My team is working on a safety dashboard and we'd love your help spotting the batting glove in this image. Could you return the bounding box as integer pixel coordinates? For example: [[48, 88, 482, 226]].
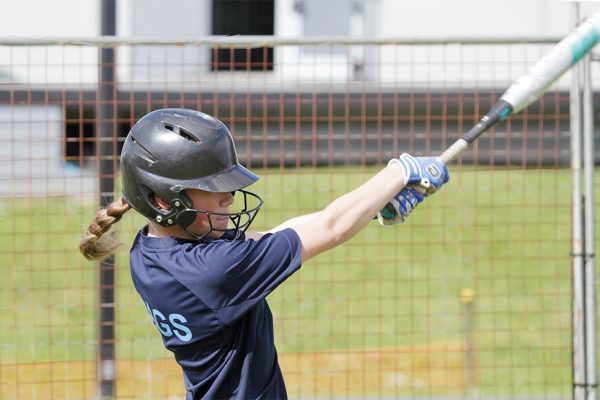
[[376, 187, 425, 225], [389, 153, 450, 195]]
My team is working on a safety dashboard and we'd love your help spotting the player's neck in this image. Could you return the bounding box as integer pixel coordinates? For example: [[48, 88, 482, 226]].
[[147, 221, 213, 241], [148, 222, 185, 239]]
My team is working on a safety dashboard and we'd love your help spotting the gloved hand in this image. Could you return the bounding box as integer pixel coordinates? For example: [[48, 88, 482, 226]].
[[376, 187, 425, 225], [390, 153, 450, 195], [378, 153, 450, 225]]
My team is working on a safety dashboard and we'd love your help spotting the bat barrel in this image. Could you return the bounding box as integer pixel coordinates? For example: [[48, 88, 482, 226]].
[[441, 12, 600, 165], [501, 11, 600, 113]]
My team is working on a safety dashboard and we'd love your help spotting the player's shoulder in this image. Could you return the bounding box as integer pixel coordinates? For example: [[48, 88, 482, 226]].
[[245, 227, 301, 242]]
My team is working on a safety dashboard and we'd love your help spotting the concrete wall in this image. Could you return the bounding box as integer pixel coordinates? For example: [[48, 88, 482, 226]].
[[0, 105, 95, 197]]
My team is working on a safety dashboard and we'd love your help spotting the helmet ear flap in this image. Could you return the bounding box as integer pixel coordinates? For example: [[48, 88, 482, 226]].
[[171, 191, 195, 229], [175, 210, 197, 230]]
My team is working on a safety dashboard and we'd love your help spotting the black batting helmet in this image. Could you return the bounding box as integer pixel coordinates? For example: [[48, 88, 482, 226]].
[[120, 108, 262, 235]]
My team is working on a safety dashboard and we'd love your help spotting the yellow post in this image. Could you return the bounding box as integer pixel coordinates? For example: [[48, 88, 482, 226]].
[[459, 288, 477, 394]]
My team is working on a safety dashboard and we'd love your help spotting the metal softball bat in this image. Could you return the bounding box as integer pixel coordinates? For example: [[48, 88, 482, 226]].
[[379, 11, 600, 223], [439, 10, 600, 164]]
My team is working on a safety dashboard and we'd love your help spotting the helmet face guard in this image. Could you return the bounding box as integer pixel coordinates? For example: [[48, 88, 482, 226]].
[[120, 108, 263, 237], [177, 190, 264, 241]]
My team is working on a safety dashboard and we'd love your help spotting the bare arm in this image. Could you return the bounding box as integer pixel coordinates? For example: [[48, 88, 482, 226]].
[[244, 212, 322, 241], [246, 155, 449, 262], [268, 212, 322, 232], [244, 164, 405, 259], [291, 163, 405, 262]]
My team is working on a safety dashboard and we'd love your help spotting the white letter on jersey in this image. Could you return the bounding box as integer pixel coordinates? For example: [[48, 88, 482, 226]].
[[152, 309, 173, 337], [144, 301, 192, 342], [169, 314, 192, 342]]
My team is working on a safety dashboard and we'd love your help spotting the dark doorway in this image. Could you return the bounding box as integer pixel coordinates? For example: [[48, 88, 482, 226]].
[[211, 0, 275, 71]]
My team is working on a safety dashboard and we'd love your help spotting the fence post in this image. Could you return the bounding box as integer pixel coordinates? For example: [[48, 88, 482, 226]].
[[97, 0, 117, 398], [460, 288, 477, 394], [582, 30, 597, 400], [570, 4, 597, 399]]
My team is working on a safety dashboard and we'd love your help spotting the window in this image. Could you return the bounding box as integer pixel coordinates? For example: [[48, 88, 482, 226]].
[[211, 0, 275, 71]]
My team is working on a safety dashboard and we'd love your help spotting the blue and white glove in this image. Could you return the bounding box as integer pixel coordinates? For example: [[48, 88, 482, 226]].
[[377, 187, 425, 225], [390, 153, 449, 195], [378, 153, 450, 225]]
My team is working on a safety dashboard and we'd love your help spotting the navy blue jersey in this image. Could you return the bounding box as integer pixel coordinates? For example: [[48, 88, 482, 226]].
[[129, 227, 302, 399]]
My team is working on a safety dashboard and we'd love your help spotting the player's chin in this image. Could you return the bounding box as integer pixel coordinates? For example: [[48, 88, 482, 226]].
[[212, 216, 230, 228], [207, 218, 230, 236], [206, 225, 231, 239]]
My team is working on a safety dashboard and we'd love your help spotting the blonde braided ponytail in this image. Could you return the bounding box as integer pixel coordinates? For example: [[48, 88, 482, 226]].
[[80, 197, 131, 261]]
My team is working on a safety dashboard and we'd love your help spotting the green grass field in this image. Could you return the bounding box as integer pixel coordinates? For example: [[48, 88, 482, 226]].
[[0, 166, 589, 398]]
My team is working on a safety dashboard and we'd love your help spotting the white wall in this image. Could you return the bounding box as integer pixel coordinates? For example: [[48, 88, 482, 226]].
[[0, 105, 95, 197], [379, 0, 599, 38], [2, 0, 100, 37], [1, 0, 600, 87], [2, 0, 597, 38]]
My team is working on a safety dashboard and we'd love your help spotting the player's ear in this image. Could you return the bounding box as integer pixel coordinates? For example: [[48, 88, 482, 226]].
[[152, 195, 172, 211]]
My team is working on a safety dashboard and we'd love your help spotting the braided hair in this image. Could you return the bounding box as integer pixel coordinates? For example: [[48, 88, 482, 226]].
[[79, 197, 131, 261]]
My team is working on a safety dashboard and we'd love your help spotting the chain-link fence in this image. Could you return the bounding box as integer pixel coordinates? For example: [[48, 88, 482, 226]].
[[0, 36, 596, 399]]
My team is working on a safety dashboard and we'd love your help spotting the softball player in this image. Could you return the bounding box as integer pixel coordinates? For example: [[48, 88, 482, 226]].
[[80, 108, 449, 399]]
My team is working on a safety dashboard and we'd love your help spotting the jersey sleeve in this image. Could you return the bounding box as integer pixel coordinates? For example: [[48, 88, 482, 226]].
[[174, 228, 302, 326]]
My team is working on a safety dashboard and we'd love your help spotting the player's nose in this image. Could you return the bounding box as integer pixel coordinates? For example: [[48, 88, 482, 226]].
[[220, 192, 234, 207]]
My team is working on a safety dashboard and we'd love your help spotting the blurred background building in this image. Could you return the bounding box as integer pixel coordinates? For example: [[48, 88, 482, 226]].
[[1, 0, 599, 196]]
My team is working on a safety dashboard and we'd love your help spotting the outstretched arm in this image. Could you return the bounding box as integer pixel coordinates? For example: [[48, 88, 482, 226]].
[[291, 162, 407, 262], [245, 164, 402, 245], [247, 154, 448, 263]]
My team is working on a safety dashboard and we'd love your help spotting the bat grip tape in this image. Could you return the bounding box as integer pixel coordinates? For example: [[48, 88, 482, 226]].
[[439, 100, 513, 164], [439, 139, 468, 164]]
